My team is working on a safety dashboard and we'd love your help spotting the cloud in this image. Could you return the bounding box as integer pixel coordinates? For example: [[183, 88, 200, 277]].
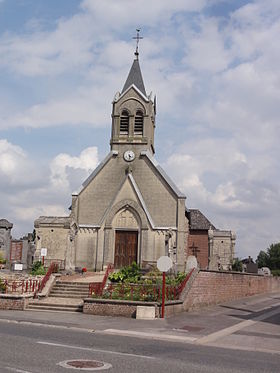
[[0, 139, 99, 237], [50, 146, 98, 191], [0, 0, 280, 258]]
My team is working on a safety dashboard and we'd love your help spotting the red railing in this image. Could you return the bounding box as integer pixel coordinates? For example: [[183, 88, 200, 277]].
[[89, 268, 195, 302], [88, 263, 114, 296], [33, 262, 58, 298], [4, 279, 41, 294], [175, 268, 195, 298]]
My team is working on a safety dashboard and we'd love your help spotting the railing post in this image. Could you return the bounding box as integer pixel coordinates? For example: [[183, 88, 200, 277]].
[[161, 271, 166, 318]]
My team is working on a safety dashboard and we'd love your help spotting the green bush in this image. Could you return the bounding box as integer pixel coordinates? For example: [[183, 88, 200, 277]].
[[31, 261, 46, 275], [0, 253, 6, 265], [232, 258, 243, 272], [271, 269, 280, 276], [108, 262, 141, 283], [0, 278, 6, 293]]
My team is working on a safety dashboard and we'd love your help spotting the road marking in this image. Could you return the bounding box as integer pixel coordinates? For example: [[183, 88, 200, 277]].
[[37, 341, 155, 359], [103, 329, 197, 342], [5, 367, 32, 373], [196, 306, 280, 345]]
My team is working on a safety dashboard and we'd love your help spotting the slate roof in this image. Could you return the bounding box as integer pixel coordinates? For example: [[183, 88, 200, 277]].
[[186, 209, 215, 230], [122, 58, 147, 96]]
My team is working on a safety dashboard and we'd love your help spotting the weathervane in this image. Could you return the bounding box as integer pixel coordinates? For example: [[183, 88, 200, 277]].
[[133, 29, 143, 60]]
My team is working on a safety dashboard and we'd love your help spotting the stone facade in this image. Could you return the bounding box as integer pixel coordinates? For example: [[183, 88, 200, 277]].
[[186, 209, 235, 270], [0, 219, 13, 262], [209, 229, 236, 270], [34, 54, 235, 272]]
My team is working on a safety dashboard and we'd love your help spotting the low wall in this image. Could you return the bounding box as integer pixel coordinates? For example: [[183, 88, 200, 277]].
[[83, 298, 183, 318], [182, 270, 280, 311], [0, 294, 30, 310]]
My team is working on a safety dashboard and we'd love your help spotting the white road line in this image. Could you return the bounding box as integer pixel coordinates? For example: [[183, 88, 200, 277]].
[[196, 306, 280, 345], [5, 367, 32, 373], [103, 329, 197, 342], [37, 341, 155, 359]]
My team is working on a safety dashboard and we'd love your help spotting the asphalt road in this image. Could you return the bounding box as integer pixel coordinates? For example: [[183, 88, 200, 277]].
[[0, 320, 279, 373]]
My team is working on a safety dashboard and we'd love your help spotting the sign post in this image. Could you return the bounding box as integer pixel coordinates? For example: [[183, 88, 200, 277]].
[[41, 248, 47, 266], [157, 256, 173, 318]]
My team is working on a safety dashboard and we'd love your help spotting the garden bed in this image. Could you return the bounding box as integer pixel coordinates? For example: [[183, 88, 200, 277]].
[[83, 298, 183, 318]]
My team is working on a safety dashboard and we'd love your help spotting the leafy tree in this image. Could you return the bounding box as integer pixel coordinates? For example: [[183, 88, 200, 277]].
[[232, 257, 243, 272], [257, 243, 280, 270], [256, 250, 269, 268]]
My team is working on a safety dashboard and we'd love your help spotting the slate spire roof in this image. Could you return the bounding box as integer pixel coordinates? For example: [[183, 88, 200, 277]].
[[121, 58, 147, 97]]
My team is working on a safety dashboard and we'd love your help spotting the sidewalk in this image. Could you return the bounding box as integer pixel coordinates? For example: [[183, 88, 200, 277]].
[[0, 291, 279, 353]]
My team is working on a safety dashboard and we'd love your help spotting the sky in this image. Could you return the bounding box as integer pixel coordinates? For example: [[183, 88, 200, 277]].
[[0, 0, 279, 260]]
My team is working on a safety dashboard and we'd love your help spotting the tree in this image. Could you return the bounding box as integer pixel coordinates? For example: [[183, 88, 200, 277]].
[[257, 243, 280, 270], [232, 257, 243, 272], [256, 250, 269, 268]]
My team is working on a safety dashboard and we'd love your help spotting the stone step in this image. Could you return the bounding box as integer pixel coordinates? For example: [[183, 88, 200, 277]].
[[56, 281, 91, 286], [49, 293, 87, 299], [50, 292, 88, 297], [51, 286, 89, 290], [51, 288, 89, 294]]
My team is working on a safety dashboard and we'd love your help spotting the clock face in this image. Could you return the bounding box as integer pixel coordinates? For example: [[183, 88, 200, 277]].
[[124, 150, 135, 162]]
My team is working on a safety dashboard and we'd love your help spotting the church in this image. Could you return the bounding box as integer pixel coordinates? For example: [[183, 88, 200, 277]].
[[34, 46, 235, 272]]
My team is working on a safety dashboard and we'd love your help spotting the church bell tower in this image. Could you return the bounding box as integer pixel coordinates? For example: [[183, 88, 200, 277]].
[[110, 32, 156, 155]]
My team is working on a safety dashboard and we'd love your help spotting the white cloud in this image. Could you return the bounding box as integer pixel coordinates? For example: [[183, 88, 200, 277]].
[[0, 139, 99, 237], [50, 147, 98, 191], [0, 0, 280, 258]]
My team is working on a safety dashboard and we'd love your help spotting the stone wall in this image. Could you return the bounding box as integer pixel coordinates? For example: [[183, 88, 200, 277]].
[[83, 298, 183, 318], [0, 294, 29, 310], [182, 270, 280, 311], [83, 298, 159, 318]]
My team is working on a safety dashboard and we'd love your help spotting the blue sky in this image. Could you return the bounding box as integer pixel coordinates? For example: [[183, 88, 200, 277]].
[[0, 0, 279, 259]]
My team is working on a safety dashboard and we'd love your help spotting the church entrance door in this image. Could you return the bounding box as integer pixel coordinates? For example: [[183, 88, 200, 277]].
[[114, 230, 138, 268]]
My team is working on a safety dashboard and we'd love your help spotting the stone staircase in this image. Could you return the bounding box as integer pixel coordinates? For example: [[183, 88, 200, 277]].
[[49, 281, 89, 299], [28, 281, 90, 312]]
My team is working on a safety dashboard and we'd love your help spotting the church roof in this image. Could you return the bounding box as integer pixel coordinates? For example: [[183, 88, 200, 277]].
[[121, 58, 147, 97], [186, 209, 216, 230], [34, 216, 70, 228]]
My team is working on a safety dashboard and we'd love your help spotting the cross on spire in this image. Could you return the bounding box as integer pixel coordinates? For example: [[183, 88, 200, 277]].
[[133, 29, 143, 60]]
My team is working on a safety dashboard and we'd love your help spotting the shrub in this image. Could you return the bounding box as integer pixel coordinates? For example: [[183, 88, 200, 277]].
[[108, 262, 141, 283], [232, 258, 243, 272], [31, 261, 46, 275], [271, 269, 280, 276], [0, 278, 6, 293], [0, 253, 6, 265]]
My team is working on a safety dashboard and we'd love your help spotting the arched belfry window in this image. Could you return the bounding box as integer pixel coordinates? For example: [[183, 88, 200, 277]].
[[120, 110, 129, 135], [134, 110, 143, 136]]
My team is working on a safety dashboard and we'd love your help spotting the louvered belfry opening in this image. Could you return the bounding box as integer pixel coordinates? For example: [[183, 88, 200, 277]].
[[134, 110, 143, 136], [120, 110, 129, 135]]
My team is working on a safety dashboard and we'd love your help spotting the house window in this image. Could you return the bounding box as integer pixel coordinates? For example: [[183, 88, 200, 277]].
[[120, 110, 129, 135], [134, 110, 143, 136]]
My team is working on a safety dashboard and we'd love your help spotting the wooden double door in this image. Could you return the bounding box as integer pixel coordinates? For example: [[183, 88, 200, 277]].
[[114, 230, 138, 268]]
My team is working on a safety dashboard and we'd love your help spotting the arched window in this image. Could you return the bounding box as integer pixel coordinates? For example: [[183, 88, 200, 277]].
[[134, 110, 143, 136], [120, 110, 129, 135]]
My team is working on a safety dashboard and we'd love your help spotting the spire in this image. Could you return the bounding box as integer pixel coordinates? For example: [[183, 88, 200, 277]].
[[121, 29, 146, 96]]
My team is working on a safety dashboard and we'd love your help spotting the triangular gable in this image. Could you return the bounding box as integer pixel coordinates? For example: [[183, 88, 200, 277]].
[[140, 150, 186, 199], [72, 150, 118, 196], [115, 84, 149, 103]]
